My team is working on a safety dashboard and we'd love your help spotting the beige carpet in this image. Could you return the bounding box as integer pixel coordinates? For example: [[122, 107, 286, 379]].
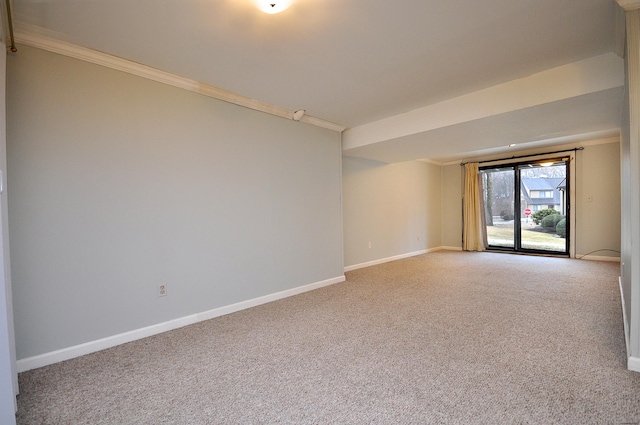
[[15, 251, 640, 424]]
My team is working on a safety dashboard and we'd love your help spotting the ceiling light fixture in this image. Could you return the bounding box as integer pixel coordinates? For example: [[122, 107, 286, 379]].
[[255, 0, 292, 14], [539, 161, 555, 167]]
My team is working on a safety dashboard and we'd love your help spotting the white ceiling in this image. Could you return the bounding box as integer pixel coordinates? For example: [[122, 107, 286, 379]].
[[10, 0, 625, 163]]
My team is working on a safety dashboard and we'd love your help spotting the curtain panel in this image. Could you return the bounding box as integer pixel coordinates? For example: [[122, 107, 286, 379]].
[[463, 163, 487, 251]]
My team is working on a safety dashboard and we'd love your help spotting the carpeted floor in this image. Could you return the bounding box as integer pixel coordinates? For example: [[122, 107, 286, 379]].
[[15, 251, 640, 424]]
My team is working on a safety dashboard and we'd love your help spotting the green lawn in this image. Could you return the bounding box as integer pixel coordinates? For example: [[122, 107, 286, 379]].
[[486, 223, 566, 251]]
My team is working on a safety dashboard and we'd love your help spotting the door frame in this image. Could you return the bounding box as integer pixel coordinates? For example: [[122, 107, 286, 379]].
[[480, 153, 575, 257]]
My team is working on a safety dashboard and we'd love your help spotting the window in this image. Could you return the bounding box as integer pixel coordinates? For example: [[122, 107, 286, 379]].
[[531, 190, 553, 198]]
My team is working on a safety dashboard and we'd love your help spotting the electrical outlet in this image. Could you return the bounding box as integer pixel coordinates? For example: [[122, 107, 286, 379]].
[[158, 284, 167, 297], [368, 241, 372, 249]]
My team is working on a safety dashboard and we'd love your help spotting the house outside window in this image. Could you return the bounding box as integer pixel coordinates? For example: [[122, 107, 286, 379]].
[[531, 190, 553, 198], [521, 177, 565, 215]]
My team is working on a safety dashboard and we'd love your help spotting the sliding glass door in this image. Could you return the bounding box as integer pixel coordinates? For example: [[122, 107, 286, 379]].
[[480, 166, 515, 249], [480, 158, 569, 255]]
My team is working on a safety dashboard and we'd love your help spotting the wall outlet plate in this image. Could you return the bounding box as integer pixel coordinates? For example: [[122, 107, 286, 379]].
[[158, 284, 167, 297]]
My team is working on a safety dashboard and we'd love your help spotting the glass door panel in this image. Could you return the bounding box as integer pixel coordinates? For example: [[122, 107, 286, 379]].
[[481, 167, 515, 249], [519, 162, 568, 254]]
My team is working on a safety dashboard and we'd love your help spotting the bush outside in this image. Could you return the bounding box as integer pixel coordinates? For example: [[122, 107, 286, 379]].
[[556, 218, 567, 237], [532, 208, 557, 225], [541, 213, 564, 231], [500, 210, 514, 221]]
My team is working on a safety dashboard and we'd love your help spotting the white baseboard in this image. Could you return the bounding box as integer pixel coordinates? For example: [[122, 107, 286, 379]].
[[17, 275, 345, 372], [619, 276, 631, 359], [629, 356, 640, 373], [617, 276, 639, 373], [344, 249, 428, 272], [441, 246, 463, 251], [343, 247, 452, 272], [578, 255, 621, 262]]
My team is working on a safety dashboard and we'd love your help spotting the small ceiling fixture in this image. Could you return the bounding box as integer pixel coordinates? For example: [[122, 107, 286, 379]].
[[292, 109, 306, 121], [255, 0, 292, 14]]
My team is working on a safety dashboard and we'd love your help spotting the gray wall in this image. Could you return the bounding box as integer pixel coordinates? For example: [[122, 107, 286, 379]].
[[621, 12, 640, 360], [7, 46, 344, 359], [621, 55, 632, 353], [342, 158, 441, 268], [441, 164, 463, 249], [1, 43, 18, 423]]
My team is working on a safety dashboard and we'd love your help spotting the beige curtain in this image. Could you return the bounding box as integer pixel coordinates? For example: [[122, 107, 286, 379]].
[[463, 163, 487, 251]]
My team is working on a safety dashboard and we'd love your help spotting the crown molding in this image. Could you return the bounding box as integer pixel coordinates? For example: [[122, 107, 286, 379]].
[[617, 0, 640, 11], [0, 1, 8, 47], [418, 158, 445, 166], [13, 29, 346, 133]]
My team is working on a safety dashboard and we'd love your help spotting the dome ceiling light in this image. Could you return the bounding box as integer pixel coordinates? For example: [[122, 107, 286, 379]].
[[255, 0, 293, 14]]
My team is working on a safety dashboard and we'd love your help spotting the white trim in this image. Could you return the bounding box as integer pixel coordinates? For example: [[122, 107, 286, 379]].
[[16, 275, 345, 372], [441, 246, 463, 251], [629, 356, 640, 372], [617, 0, 640, 11], [418, 158, 445, 166], [620, 276, 631, 359], [13, 28, 346, 133], [578, 255, 621, 262], [578, 136, 621, 146], [344, 248, 443, 272]]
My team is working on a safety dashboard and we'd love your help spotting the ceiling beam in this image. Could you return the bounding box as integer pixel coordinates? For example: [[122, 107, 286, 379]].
[[617, 0, 640, 11], [343, 53, 624, 153], [616, 3, 628, 57]]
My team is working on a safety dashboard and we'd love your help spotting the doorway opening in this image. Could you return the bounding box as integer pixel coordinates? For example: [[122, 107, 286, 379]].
[[480, 158, 569, 255]]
